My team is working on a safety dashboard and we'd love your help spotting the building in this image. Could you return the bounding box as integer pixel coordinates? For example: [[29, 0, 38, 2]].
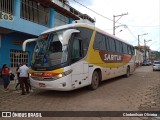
[[150, 51, 160, 61], [0, 0, 94, 68], [135, 46, 151, 64], [135, 48, 143, 67]]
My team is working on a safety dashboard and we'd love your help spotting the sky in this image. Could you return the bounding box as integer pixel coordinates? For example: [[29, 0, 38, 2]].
[[68, 0, 160, 51]]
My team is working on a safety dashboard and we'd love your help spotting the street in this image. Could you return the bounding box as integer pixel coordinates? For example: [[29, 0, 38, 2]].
[[0, 66, 160, 120]]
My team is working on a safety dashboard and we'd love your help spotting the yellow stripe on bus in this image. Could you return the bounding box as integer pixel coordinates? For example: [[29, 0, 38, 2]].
[[85, 31, 130, 68]]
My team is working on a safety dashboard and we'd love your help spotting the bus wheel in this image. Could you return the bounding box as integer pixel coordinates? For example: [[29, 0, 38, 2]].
[[89, 71, 100, 90], [126, 66, 130, 78]]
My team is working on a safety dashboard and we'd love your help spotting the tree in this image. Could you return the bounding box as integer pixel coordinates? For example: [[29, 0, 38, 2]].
[[156, 52, 160, 60]]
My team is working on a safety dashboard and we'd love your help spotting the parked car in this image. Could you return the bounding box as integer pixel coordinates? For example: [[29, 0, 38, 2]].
[[153, 61, 160, 71], [147, 60, 152, 65], [142, 61, 150, 66]]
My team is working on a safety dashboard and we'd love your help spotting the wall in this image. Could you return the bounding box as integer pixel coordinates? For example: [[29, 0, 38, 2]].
[[0, 0, 73, 36], [0, 32, 35, 67]]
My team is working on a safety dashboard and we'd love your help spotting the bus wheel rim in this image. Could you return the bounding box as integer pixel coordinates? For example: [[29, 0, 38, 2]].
[[92, 72, 99, 88]]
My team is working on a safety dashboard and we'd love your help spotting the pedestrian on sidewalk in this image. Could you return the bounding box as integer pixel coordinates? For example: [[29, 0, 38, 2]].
[[15, 64, 22, 90], [18, 62, 29, 95], [1, 64, 10, 92], [26, 64, 34, 93]]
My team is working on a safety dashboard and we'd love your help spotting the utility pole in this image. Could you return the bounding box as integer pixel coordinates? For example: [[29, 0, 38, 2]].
[[113, 13, 128, 35], [138, 33, 148, 46], [144, 39, 152, 61]]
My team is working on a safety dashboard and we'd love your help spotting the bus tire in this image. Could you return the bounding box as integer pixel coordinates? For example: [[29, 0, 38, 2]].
[[125, 66, 130, 78], [89, 71, 100, 90]]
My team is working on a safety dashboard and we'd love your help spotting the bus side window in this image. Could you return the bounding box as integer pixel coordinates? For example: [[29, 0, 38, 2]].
[[131, 47, 135, 55], [128, 46, 132, 55], [93, 32, 106, 50], [122, 43, 128, 54], [71, 38, 83, 63], [108, 37, 116, 52]]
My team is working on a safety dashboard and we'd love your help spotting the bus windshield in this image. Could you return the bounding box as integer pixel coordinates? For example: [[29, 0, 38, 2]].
[[32, 30, 68, 70]]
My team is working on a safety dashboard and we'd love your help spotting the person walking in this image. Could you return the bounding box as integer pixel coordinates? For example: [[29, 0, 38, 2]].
[[15, 64, 22, 90], [1, 64, 10, 92], [26, 64, 34, 92], [18, 62, 29, 95]]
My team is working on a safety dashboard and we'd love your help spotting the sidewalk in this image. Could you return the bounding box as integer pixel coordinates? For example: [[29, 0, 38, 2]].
[[0, 79, 19, 93], [0, 66, 160, 120]]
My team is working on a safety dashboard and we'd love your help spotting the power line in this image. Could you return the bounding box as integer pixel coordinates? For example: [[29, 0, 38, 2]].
[[126, 26, 137, 40], [127, 25, 160, 28], [70, 0, 160, 45], [71, 0, 160, 29], [71, 0, 120, 23], [71, 0, 160, 38]]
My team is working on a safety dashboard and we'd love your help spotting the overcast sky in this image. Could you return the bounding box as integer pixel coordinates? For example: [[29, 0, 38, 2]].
[[68, 0, 160, 51]]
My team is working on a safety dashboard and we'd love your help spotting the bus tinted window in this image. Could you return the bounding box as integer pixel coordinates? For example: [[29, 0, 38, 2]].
[[128, 46, 131, 54], [77, 27, 93, 56], [105, 36, 110, 51], [71, 38, 83, 63], [122, 43, 128, 54], [94, 32, 106, 50], [115, 40, 123, 53], [131, 47, 135, 55], [108, 37, 116, 52]]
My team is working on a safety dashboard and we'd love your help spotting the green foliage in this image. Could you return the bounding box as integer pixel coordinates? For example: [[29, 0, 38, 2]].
[[156, 52, 160, 60]]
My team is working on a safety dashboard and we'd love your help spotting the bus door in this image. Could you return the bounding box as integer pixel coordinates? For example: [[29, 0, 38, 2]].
[[70, 37, 89, 88]]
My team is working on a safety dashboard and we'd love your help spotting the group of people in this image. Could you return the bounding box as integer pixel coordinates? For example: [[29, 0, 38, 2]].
[[1, 62, 33, 95]]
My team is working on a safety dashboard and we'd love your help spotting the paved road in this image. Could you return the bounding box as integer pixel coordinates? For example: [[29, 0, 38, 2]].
[[0, 66, 160, 120]]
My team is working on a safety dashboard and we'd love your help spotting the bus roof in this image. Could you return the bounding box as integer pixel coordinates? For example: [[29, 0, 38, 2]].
[[42, 23, 133, 47]]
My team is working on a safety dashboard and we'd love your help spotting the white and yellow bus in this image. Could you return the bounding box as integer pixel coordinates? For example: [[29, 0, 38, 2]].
[[23, 23, 135, 91]]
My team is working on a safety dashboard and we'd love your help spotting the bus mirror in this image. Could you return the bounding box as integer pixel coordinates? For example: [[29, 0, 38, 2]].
[[22, 38, 37, 51], [62, 29, 80, 45]]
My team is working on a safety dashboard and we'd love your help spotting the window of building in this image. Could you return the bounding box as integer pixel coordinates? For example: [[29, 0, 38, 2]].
[[93, 32, 106, 50], [54, 11, 68, 27], [21, 0, 50, 26], [0, 0, 14, 14], [10, 49, 29, 67]]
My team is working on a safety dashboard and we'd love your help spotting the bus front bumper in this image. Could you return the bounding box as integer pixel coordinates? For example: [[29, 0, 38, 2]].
[[30, 75, 74, 91]]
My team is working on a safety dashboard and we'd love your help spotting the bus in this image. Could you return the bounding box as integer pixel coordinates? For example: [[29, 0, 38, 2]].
[[23, 23, 135, 91]]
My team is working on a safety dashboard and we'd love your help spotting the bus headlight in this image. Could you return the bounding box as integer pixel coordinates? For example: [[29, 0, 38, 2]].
[[56, 69, 73, 79], [57, 74, 63, 78]]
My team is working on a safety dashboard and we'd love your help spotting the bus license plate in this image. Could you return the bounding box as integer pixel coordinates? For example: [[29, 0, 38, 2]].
[[39, 83, 46, 87]]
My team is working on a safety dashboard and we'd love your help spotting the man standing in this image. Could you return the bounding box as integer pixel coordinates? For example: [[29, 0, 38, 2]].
[[18, 62, 29, 95]]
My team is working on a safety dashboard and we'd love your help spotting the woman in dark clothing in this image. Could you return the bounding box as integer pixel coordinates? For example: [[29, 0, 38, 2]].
[[1, 64, 10, 91]]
